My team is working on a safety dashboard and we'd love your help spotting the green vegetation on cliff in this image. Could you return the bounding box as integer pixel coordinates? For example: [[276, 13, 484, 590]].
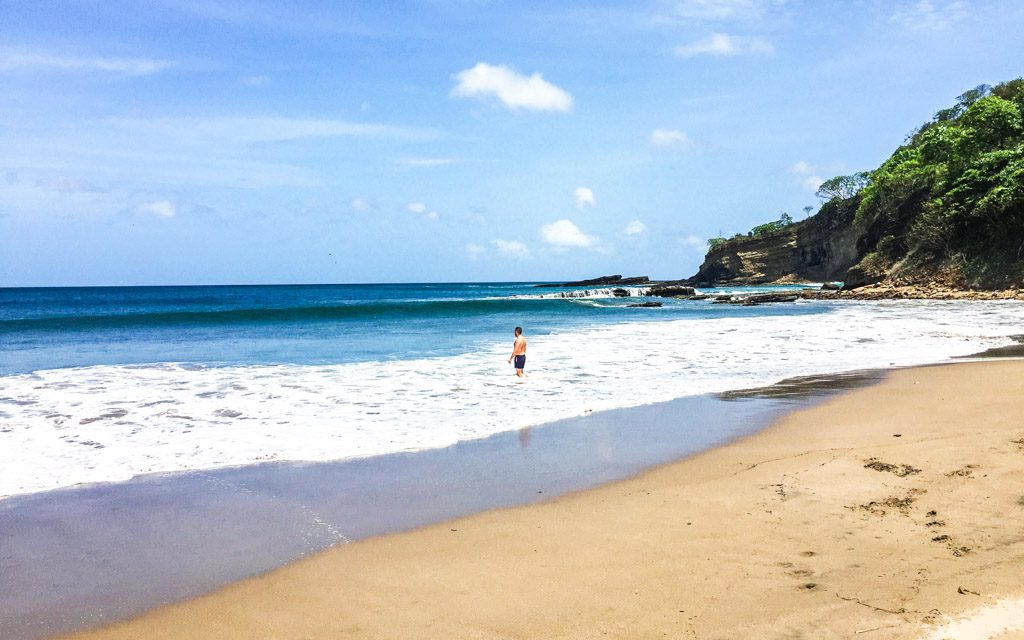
[[843, 80, 1024, 287], [696, 79, 1024, 289], [706, 212, 796, 250]]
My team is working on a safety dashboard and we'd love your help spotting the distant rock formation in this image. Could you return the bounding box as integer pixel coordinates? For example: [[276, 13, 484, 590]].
[[535, 275, 650, 288]]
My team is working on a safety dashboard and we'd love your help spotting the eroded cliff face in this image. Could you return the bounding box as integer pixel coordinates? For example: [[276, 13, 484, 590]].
[[690, 198, 863, 285]]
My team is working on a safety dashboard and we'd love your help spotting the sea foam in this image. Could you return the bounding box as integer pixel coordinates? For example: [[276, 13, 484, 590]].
[[1, 299, 1021, 499]]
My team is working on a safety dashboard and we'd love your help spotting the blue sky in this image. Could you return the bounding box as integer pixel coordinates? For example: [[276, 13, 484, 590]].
[[2, 0, 1022, 286]]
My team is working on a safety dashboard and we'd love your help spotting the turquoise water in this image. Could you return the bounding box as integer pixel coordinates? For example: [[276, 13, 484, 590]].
[[0, 282, 819, 375]]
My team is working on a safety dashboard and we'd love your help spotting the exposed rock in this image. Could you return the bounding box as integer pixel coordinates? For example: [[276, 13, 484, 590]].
[[626, 301, 663, 307], [535, 275, 650, 288], [611, 288, 630, 297], [821, 282, 841, 290], [648, 285, 695, 297], [686, 294, 712, 300], [793, 283, 1024, 301], [690, 197, 863, 287], [843, 263, 886, 290], [742, 293, 799, 305], [799, 289, 840, 300], [713, 293, 799, 305]]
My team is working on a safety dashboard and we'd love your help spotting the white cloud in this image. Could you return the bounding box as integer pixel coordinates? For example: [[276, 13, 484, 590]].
[[667, 0, 778, 21], [491, 239, 532, 259], [351, 198, 369, 212], [674, 33, 774, 58], [451, 62, 573, 112], [680, 234, 705, 251], [790, 160, 823, 193], [465, 243, 486, 260], [0, 49, 175, 76], [623, 220, 647, 236], [540, 219, 598, 248], [650, 129, 692, 148], [890, 1, 968, 32], [407, 202, 438, 219], [573, 187, 595, 210], [138, 200, 176, 218]]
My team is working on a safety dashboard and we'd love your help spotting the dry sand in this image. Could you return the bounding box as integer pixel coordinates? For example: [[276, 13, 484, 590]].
[[58, 360, 1024, 640]]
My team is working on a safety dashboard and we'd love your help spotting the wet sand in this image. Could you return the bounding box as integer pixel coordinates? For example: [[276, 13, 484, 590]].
[[52, 359, 1024, 639], [5, 375, 869, 640]]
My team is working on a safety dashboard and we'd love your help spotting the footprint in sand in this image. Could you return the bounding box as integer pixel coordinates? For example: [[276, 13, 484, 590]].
[[945, 465, 976, 478], [863, 458, 921, 477], [780, 561, 821, 591]]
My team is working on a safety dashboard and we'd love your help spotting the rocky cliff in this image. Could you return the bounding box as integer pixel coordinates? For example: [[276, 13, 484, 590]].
[[689, 79, 1024, 290], [689, 197, 862, 286]]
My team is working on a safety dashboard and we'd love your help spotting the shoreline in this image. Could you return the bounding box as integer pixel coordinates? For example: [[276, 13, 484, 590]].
[[4, 371, 866, 640], [49, 358, 1024, 639]]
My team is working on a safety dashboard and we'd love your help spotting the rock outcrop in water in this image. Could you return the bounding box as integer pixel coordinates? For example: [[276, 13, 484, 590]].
[[535, 275, 650, 288], [647, 285, 696, 297]]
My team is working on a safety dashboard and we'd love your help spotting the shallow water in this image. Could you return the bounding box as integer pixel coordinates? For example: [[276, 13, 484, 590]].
[[1, 284, 1022, 498]]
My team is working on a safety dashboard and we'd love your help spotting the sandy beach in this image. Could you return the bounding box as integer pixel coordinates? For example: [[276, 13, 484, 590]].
[[56, 359, 1024, 640]]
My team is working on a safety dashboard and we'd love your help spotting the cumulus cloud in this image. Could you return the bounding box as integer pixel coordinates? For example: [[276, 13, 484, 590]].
[[540, 219, 598, 248], [138, 200, 176, 218], [491, 239, 532, 259], [650, 129, 692, 148], [791, 161, 824, 193], [890, 1, 968, 32], [573, 187, 595, 210], [674, 33, 774, 58], [451, 62, 573, 112], [623, 220, 647, 236], [465, 243, 486, 260], [0, 49, 175, 75], [406, 202, 439, 219]]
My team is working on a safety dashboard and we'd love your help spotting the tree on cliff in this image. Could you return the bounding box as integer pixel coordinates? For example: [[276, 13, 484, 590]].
[[852, 78, 1024, 286], [815, 172, 870, 201]]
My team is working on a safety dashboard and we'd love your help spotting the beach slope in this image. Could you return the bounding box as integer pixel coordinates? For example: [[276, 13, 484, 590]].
[[59, 360, 1024, 639]]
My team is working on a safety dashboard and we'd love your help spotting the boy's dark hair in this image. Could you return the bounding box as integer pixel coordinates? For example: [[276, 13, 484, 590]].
[[514, 326, 522, 335]]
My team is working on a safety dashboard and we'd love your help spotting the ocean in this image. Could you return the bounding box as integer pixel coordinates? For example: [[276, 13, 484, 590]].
[[1, 282, 1021, 499]]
